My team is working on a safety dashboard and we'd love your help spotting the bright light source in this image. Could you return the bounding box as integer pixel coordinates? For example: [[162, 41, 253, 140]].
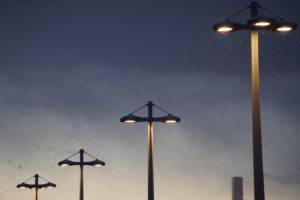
[[165, 119, 177, 124], [254, 21, 271, 27], [94, 164, 103, 167], [276, 26, 293, 32], [274, 21, 297, 32], [217, 26, 233, 32], [124, 119, 136, 123], [60, 163, 69, 167]]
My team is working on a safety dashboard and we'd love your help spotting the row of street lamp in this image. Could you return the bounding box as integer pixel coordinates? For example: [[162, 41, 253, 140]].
[[17, 149, 105, 200], [16, 2, 296, 200], [17, 174, 56, 200], [17, 101, 180, 200]]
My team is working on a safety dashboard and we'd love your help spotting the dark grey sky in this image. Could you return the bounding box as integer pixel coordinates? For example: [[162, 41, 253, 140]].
[[0, 1, 299, 200]]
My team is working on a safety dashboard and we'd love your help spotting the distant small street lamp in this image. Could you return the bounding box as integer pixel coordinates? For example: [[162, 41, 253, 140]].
[[212, 2, 296, 200], [120, 101, 180, 200], [17, 174, 56, 200], [58, 149, 105, 200]]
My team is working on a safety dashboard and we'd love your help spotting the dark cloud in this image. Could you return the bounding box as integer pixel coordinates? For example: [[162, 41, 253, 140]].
[[0, 1, 299, 200]]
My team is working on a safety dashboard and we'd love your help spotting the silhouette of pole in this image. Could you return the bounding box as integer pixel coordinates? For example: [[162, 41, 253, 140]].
[[250, 4, 264, 200], [121, 101, 180, 200], [80, 149, 84, 200], [35, 175, 38, 200], [251, 31, 264, 200], [58, 149, 105, 200], [147, 102, 154, 200], [17, 174, 56, 200]]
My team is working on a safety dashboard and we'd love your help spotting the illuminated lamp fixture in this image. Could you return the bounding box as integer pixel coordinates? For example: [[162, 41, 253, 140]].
[[212, 1, 296, 200], [17, 174, 56, 200], [274, 20, 297, 32], [213, 21, 243, 32], [58, 149, 105, 200], [120, 101, 180, 200]]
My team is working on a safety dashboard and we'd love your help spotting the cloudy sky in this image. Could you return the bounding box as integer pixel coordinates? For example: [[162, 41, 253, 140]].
[[0, 0, 299, 200]]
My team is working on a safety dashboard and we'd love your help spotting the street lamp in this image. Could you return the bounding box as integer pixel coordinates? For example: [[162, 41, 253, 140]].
[[58, 149, 105, 200], [17, 174, 56, 200], [212, 2, 296, 200], [120, 101, 180, 200]]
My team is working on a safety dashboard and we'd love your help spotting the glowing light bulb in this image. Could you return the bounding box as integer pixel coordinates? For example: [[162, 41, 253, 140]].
[[217, 26, 233, 32], [254, 21, 271, 27], [124, 119, 136, 123], [276, 26, 293, 32]]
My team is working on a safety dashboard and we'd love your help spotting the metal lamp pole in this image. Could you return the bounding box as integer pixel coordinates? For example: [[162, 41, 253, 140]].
[[34, 175, 39, 200], [251, 30, 265, 200], [80, 149, 84, 200], [58, 149, 105, 200], [17, 174, 56, 200], [250, 3, 265, 199], [212, 2, 296, 200], [148, 102, 154, 200], [121, 101, 180, 200]]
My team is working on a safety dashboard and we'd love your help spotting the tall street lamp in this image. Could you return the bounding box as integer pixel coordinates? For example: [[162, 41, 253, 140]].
[[212, 2, 296, 200], [58, 149, 105, 200], [120, 101, 180, 200], [17, 174, 56, 200]]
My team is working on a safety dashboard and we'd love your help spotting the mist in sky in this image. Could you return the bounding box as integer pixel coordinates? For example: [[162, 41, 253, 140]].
[[0, 1, 300, 200]]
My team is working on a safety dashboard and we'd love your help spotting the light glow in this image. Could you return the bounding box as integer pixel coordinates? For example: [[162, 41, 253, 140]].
[[60, 163, 69, 167], [94, 164, 103, 167], [124, 119, 136, 123], [254, 21, 271, 27], [47, 185, 55, 188], [217, 26, 233, 32], [165, 119, 177, 124], [276, 26, 293, 32]]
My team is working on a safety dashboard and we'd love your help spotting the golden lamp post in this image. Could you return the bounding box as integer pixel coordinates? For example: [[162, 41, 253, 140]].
[[212, 2, 296, 200]]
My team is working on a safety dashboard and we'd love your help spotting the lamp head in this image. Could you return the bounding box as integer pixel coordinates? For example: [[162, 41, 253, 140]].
[[94, 159, 105, 167], [83, 159, 105, 166], [17, 183, 26, 189], [213, 21, 243, 32], [159, 114, 181, 124], [247, 16, 276, 30], [274, 21, 297, 32], [46, 183, 56, 188], [58, 159, 72, 167], [17, 182, 35, 189], [120, 114, 138, 123]]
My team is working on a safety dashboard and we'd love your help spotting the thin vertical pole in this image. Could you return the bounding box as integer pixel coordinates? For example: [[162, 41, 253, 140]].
[[80, 149, 84, 200], [251, 31, 265, 200], [35, 189, 38, 200], [148, 122, 154, 200], [34, 174, 39, 200], [147, 101, 154, 200]]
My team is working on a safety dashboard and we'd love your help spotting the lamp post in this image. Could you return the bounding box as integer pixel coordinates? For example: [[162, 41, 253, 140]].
[[120, 101, 180, 200], [212, 2, 296, 200], [17, 174, 56, 200], [58, 149, 105, 200]]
